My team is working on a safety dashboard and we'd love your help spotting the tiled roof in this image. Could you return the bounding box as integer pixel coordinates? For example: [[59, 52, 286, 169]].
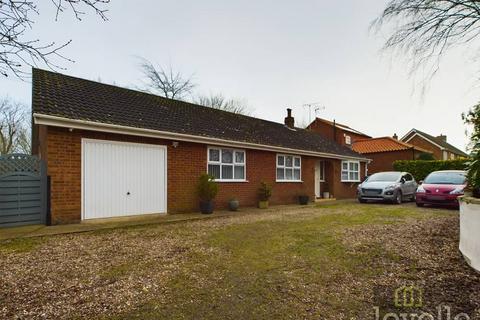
[[352, 137, 432, 154], [32, 69, 367, 160], [402, 129, 469, 157]]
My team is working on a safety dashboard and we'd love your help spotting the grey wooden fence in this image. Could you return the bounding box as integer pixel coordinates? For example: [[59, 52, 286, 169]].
[[0, 154, 47, 227]]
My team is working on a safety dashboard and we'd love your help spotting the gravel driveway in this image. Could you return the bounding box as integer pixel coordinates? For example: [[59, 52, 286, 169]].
[[0, 202, 478, 319]]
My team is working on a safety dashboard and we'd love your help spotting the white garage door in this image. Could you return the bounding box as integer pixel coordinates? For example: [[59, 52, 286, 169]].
[[82, 139, 167, 220]]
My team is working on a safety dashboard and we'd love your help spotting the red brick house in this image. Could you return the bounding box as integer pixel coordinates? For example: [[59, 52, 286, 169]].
[[352, 137, 433, 174], [306, 117, 371, 147], [31, 69, 368, 224], [401, 129, 469, 160]]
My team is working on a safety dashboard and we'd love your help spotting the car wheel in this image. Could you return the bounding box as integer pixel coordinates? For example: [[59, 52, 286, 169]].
[[394, 191, 402, 205], [416, 203, 424, 207]]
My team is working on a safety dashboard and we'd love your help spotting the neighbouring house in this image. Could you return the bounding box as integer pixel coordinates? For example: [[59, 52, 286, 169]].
[[352, 136, 433, 174], [31, 69, 368, 224], [401, 129, 469, 160], [306, 117, 371, 147]]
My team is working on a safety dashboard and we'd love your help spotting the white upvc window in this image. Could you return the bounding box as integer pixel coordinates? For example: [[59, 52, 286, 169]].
[[341, 160, 360, 182], [345, 135, 352, 145], [276, 154, 301, 182], [207, 147, 246, 181]]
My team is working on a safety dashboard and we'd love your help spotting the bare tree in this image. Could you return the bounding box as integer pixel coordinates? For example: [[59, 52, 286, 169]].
[[139, 58, 196, 100], [1, 0, 110, 78], [194, 93, 252, 115], [373, 0, 480, 80], [0, 97, 30, 155]]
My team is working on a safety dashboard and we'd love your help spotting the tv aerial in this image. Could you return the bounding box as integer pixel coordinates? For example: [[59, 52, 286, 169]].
[[303, 102, 325, 123]]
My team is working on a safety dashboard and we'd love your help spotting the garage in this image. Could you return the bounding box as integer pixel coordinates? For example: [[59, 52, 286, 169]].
[[82, 139, 167, 220]]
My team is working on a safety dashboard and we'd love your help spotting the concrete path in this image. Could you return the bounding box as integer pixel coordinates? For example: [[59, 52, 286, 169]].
[[0, 203, 322, 240]]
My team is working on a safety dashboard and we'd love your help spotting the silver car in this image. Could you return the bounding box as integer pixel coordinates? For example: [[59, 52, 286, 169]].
[[357, 171, 418, 204]]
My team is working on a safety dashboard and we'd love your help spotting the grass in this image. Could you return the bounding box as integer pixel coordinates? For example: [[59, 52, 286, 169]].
[[110, 203, 451, 320], [0, 237, 45, 253]]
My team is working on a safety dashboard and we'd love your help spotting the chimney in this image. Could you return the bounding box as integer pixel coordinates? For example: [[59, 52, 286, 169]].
[[284, 108, 294, 128], [393, 133, 398, 140], [437, 134, 447, 142]]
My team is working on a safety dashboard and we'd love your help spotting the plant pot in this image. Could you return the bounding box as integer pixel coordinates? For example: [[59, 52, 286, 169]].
[[258, 200, 269, 209], [298, 195, 309, 205], [228, 200, 239, 211], [323, 192, 330, 199], [199, 200, 214, 214]]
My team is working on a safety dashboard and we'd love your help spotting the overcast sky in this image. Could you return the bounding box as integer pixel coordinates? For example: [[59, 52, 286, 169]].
[[1, 0, 478, 151]]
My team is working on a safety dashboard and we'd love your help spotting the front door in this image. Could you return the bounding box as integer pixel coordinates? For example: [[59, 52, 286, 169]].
[[315, 161, 325, 198]]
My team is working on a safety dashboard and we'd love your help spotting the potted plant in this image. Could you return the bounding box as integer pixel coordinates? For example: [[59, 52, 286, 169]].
[[258, 181, 272, 209], [297, 185, 310, 205], [228, 198, 239, 211], [197, 174, 218, 214]]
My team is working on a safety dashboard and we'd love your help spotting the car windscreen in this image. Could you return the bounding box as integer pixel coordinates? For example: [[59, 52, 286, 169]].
[[366, 172, 401, 182], [424, 172, 466, 185]]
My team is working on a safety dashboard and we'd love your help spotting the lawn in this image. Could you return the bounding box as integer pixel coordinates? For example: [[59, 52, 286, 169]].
[[0, 202, 479, 319]]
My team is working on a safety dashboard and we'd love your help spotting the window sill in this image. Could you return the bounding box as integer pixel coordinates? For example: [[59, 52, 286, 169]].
[[276, 180, 303, 183], [213, 180, 249, 183], [341, 180, 360, 183]]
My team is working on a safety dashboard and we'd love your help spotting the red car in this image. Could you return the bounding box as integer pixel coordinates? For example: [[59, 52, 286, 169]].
[[416, 170, 467, 208]]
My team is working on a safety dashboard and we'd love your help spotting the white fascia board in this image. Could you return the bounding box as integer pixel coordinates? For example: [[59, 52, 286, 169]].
[[34, 113, 370, 162]]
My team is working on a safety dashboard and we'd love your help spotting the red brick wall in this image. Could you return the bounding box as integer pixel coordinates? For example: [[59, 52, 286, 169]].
[[36, 126, 363, 224], [365, 149, 416, 174], [405, 135, 442, 159], [307, 120, 369, 146]]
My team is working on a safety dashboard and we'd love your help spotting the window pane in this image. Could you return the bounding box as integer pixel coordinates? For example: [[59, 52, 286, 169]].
[[277, 168, 284, 180], [349, 162, 355, 170], [293, 169, 300, 180], [342, 172, 348, 181], [285, 156, 293, 167], [353, 172, 359, 181], [209, 149, 220, 162], [222, 150, 233, 163], [222, 165, 233, 179], [294, 157, 300, 167], [342, 162, 348, 170], [277, 155, 284, 166], [285, 168, 293, 180], [319, 162, 325, 180], [208, 164, 221, 179], [234, 165, 245, 179], [353, 162, 359, 171], [235, 151, 245, 164]]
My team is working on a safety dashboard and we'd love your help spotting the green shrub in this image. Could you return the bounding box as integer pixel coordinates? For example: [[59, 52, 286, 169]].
[[463, 103, 480, 197], [417, 152, 435, 160], [258, 181, 272, 201], [393, 159, 469, 181], [197, 174, 218, 201]]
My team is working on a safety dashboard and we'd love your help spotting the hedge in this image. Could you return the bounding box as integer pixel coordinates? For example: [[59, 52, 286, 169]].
[[392, 159, 469, 181]]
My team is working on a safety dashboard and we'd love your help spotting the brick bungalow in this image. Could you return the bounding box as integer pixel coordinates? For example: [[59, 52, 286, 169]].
[[401, 129, 468, 160], [352, 137, 433, 174], [31, 69, 368, 224]]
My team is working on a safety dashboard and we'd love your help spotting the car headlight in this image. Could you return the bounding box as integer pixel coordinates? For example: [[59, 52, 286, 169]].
[[450, 187, 464, 195], [385, 184, 397, 191], [416, 185, 426, 193]]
